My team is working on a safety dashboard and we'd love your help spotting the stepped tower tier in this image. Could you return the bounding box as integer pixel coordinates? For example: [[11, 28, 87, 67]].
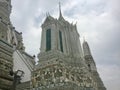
[[32, 4, 98, 90], [38, 5, 83, 60]]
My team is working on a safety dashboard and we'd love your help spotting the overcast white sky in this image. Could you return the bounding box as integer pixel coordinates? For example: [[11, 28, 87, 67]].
[[10, 0, 120, 90]]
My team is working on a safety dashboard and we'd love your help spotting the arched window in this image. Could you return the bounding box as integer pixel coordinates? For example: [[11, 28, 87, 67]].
[[46, 29, 51, 51], [59, 31, 63, 52]]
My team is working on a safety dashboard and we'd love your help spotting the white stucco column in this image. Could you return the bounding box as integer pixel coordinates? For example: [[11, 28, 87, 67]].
[[40, 28, 46, 52]]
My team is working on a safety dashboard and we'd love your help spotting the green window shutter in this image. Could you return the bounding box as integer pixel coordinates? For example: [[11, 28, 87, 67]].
[[46, 29, 51, 51], [59, 31, 63, 52]]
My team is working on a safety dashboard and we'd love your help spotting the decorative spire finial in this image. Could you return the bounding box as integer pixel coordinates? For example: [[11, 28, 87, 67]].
[[59, 2, 62, 16], [59, 2, 64, 20]]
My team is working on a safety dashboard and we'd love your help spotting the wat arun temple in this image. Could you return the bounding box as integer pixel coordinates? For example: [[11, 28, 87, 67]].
[[0, 0, 106, 90]]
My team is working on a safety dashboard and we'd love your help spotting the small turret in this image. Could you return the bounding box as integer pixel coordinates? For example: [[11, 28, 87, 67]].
[[82, 38, 97, 71], [83, 38, 91, 56], [58, 2, 65, 21]]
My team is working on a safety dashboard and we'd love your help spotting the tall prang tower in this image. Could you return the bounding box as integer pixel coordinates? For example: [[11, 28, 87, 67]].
[[0, 0, 25, 90], [83, 39, 106, 90], [0, 0, 14, 90], [32, 3, 106, 90]]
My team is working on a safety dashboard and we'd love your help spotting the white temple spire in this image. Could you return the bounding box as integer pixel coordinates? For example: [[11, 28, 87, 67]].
[[59, 2, 62, 17], [58, 2, 64, 20]]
